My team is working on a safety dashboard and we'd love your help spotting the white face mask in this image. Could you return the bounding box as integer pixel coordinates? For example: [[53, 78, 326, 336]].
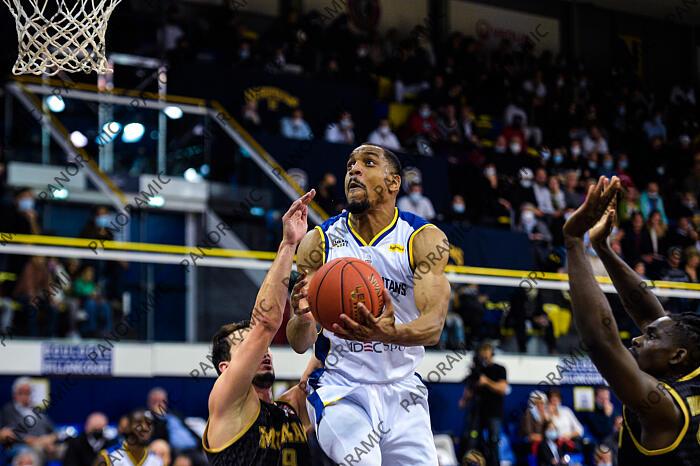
[[420, 108, 431, 118], [409, 192, 422, 202], [484, 167, 497, 177], [520, 179, 533, 188], [571, 146, 581, 156], [522, 210, 536, 223], [510, 143, 522, 153], [340, 118, 352, 129], [379, 126, 390, 135]]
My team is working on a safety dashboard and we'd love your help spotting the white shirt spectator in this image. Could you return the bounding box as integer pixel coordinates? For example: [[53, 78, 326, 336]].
[[582, 134, 609, 155], [398, 193, 435, 220], [533, 184, 555, 214], [281, 116, 313, 140], [368, 127, 401, 151], [551, 405, 584, 438], [504, 104, 528, 126]]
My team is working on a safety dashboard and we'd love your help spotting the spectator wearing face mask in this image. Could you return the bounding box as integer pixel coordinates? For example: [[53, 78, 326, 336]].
[[582, 126, 608, 156], [446, 195, 468, 224], [563, 170, 583, 209], [565, 140, 583, 170], [406, 103, 440, 143], [437, 104, 463, 144], [643, 110, 667, 141], [532, 168, 554, 216], [315, 173, 341, 216], [367, 119, 401, 151], [63, 412, 115, 466], [537, 420, 566, 466], [517, 203, 552, 268], [280, 108, 313, 140], [502, 115, 526, 149], [640, 181, 668, 224], [81, 206, 114, 243], [599, 153, 615, 178], [325, 111, 355, 145], [397, 182, 436, 220]]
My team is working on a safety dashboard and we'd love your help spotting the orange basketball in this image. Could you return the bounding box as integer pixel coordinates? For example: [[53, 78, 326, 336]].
[[308, 257, 385, 332]]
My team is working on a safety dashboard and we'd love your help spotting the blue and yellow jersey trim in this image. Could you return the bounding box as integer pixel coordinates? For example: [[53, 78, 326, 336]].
[[346, 208, 399, 247]]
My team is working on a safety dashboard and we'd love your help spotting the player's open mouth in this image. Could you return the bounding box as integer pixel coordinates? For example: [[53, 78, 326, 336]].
[[348, 180, 364, 190], [628, 347, 638, 358]]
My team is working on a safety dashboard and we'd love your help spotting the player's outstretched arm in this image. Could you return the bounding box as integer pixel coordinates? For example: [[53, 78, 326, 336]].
[[563, 178, 681, 437], [286, 228, 324, 353], [209, 190, 315, 417], [589, 199, 665, 330]]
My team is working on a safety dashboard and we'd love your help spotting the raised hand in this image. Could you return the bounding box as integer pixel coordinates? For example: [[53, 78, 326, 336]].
[[563, 176, 620, 239], [282, 190, 316, 246], [589, 195, 618, 248]]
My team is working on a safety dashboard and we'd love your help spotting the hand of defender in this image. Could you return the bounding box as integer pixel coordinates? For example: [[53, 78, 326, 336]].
[[282, 189, 316, 246], [563, 176, 620, 239], [589, 194, 618, 248], [332, 288, 397, 343], [290, 273, 312, 317]]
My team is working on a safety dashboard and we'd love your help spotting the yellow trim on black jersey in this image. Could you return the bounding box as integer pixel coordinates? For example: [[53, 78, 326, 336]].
[[314, 226, 326, 265], [408, 224, 434, 270], [347, 208, 398, 246], [623, 383, 690, 455], [677, 365, 700, 382], [688, 395, 700, 417], [202, 398, 261, 453]]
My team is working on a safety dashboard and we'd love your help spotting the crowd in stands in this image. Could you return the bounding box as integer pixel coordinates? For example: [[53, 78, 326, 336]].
[[0, 179, 126, 340], [0, 378, 204, 466]]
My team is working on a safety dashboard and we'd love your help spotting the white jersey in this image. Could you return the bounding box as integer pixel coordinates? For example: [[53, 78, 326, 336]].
[[312, 207, 434, 383], [98, 444, 163, 466]]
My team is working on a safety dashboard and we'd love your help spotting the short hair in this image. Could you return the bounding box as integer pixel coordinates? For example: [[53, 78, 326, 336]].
[[354, 144, 402, 175], [669, 312, 700, 367], [547, 388, 562, 400], [12, 450, 39, 466], [477, 341, 493, 353], [212, 320, 251, 376], [12, 377, 31, 395]]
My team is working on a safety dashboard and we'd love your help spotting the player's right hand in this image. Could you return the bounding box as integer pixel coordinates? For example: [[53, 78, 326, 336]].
[[563, 176, 620, 239], [291, 273, 312, 317], [589, 195, 617, 248]]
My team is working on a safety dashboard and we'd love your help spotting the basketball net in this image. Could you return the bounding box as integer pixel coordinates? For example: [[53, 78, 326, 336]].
[[2, 0, 122, 75]]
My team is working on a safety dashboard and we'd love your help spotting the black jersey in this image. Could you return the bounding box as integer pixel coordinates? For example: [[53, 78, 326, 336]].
[[618, 367, 700, 466], [203, 400, 311, 466]]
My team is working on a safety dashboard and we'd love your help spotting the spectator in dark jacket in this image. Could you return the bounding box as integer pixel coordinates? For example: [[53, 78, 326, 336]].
[[581, 387, 616, 443], [63, 412, 114, 466], [148, 388, 206, 466]]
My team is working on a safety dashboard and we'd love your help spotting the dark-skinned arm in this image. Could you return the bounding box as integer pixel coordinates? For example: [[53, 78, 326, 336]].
[[563, 177, 682, 449], [590, 209, 665, 330]]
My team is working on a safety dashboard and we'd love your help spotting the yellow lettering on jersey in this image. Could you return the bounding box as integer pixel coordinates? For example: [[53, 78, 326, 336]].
[[281, 423, 294, 444], [687, 395, 700, 417], [388, 244, 405, 253], [291, 422, 307, 442], [259, 427, 277, 449]]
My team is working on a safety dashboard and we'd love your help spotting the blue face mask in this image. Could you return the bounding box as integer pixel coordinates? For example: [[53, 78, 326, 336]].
[[18, 198, 34, 212], [409, 192, 422, 203], [553, 154, 563, 165], [96, 215, 111, 228], [453, 203, 466, 213], [588, 161, 598, 170], [603, 160, 614, 170], [541, 151, 551, 161], [619, 160, 628, 170]]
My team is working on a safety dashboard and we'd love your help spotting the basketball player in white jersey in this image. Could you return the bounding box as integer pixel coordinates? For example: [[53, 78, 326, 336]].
[[286, 144, 451, 465], [94, 409, 162, 466]]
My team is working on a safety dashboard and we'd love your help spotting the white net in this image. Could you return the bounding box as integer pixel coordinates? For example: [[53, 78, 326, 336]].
[[2, 0, 122, 75]]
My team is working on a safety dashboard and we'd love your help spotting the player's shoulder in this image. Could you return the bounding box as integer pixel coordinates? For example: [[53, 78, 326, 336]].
[[397, 209, 445, 237], [318, 210, 347, 232]]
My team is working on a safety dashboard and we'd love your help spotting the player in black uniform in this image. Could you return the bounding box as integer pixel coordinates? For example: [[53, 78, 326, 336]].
[[202, 190, 315, 466], [563, 176, 700, 466]]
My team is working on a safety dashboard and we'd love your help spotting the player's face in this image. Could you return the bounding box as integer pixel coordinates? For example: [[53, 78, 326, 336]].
[[345, 145, 399, 213], [629, 317, 682, 377], [226, 330, 275, 387], [128, 412, 153, 446]]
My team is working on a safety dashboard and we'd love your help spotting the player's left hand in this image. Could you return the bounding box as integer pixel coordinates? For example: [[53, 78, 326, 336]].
[[563, 176, 620, 239], [282, 189, 316, 246], [332, 288, 397, 343]]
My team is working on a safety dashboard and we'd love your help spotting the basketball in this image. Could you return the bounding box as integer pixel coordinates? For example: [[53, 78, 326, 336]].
[[307, 257, 385, 332]]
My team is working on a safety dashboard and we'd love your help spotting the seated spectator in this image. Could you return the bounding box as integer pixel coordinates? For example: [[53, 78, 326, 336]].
[[548, 176, 566, 213], [647, 210, 668, 261], [582, 126, 609, 156], [96, 409, 162, 466], [581, 387, 616, 444], [280, 109, 313, 140], [599, 153, 615, 178], [521, 390, 549, 445], [685, 247, 700, 283], [12, 256, 57, 337], [149, 439, 172, 466], [406, 103, 440, 146], [397, 182, 436, 220], [618, 186, 641, 223], [661, 247, 687, 283], [547, 389, 583, 450], [640, 182, 668, 224], [445, 195, 469, 224], [620, 212, 654, 266], [325, 111, 355, 145], [666, 217, 698, 250], [80, 206, 114, 241], [73, 266, 112, 338], [516, 203, 552, 267], [438, 290, 466, 349], [240, 100, 261, 131], [643, 110, 667, 141], [11, 450, 39, 466], [148, 388, 205, 466], [532, 168, 555, 216], [537, 420, 566, 466], [314, 173, 341, 216], [63, 412, 114, 466], [437, 104, 463, 144], [502, 116, 526, 149], [0, 378, 57, 464], [563, 170, 583, 209], [367, 119, 401, 151], [173, 454, 193, 466]]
